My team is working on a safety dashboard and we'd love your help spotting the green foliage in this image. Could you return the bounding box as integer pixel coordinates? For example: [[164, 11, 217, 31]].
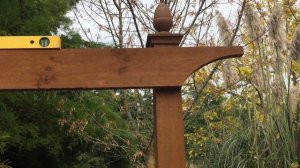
[[0, 0, 77, 35], [0, 90, 138, 167], [58, 91, 138, 166], [184, 78, 246, 165], [0, 92, 66, 167], [203, 132, 251, 168], [61, 31, 109, 48]]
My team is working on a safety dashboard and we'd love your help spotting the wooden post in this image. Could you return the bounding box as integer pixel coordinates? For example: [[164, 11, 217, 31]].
[[153, 88, 185, 168], [147, 36, 185, 167], [147, 23, 186, 168]]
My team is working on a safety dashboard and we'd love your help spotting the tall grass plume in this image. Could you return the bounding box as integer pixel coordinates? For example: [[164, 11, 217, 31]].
[[216, 11, 239, 87]]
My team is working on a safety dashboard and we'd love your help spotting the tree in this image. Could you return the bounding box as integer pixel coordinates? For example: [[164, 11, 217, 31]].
[[0, 0, 77, 35], [0, 0, 139, 167]]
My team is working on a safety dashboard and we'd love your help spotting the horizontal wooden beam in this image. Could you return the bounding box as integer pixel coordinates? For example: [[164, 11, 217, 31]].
[[0, 47, 243, 90]]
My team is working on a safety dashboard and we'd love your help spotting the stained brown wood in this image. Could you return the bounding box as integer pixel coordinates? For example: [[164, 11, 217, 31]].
[[148, 33, 186, 168], [0, 47, 243, 90], [153, 88, 185, 168]]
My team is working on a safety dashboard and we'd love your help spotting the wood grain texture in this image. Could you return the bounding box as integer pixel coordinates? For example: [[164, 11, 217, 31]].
[[153, 88, 185, 168], [0, 47, 243, 90]]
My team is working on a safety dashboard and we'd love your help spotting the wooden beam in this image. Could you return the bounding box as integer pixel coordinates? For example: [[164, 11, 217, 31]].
[[0, 47, 243, 90]]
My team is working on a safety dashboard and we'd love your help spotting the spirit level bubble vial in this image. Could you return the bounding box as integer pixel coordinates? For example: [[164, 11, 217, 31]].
[[0, 36, 61, 49]]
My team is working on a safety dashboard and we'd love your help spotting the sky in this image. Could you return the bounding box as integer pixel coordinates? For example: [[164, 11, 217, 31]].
[[66, 0, 299, 45]]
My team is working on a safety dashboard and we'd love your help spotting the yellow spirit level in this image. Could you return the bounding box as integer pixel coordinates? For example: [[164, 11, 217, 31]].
[[0, 36, 61, 49]]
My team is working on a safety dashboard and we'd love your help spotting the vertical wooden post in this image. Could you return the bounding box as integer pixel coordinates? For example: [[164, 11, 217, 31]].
[[147, 32, 185, 168], [153, 88, 185, 168], [147, 3, 185, 167]]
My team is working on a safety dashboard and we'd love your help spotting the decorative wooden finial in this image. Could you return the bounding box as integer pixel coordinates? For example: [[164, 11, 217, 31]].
[[153, 3, 173, 32]]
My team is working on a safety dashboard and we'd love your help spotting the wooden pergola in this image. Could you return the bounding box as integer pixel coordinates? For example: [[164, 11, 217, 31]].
[[0, 3, 243, 168]]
